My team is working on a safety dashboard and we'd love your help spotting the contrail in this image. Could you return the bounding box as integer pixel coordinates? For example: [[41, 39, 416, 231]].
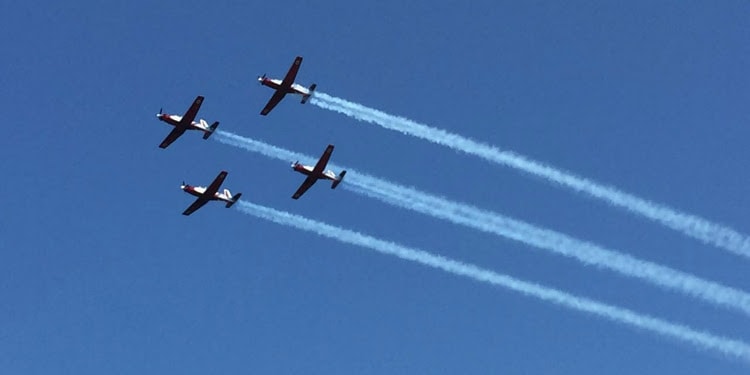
[[309, 92, 750, 260], [213, 130, 750, 317], [234, 200, 750, 362]]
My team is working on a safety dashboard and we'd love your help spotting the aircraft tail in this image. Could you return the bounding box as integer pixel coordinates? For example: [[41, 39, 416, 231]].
[[203, 121, 219, 139], [226, 192, 242, 208], [301, 83, 317, 104], [331, 170, 347, 189]]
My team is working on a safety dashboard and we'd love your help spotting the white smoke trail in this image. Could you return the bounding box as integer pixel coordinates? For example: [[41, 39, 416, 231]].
[[309, 92, 750, 259], [342, 178, 750, 317], [213, 131, 750, 317], [215, 130, 307, 162], [234, 200, 750, 362]]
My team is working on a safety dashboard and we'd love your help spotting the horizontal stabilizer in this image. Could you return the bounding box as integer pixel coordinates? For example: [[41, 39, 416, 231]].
[[203, 121, 219, 139], [226, 193, 242, 208], [301, 83, 317, 104], [331, 170, 347, 189]]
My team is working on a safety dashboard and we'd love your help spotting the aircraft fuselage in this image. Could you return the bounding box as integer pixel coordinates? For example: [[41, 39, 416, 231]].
[[157, 114, 212, 131], [259, 77, 311, 96], [181, 184, 233, 203], [292, 163, 338, 181]]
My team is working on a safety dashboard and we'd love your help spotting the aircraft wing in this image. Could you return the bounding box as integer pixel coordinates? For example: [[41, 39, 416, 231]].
[[280, 56, 303, 88], [180, 95, 204, 126], [204, 170, 228, 197], [182, 197, 209, 216], [311, 144, 334, 176], [292, 175, 317, 200], [260, 90, 287, 116], [158, 127, 187, 149]]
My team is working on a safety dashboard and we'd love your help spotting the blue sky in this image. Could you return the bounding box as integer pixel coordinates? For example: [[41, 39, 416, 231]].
[[2, 1, 749, 373]]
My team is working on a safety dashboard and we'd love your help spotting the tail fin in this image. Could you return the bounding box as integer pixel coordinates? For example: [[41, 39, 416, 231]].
[[331, 170, 347, 189], [226, 193, 242, 208], [203, 121, 219, 139], [301, 83, 317, 104]]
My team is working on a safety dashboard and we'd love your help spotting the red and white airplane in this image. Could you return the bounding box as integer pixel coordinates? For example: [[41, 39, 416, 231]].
[[180, 171, 242, 216], [291, 144, 346, 199], [258, 56, 317, 116], [156, 95, 219, 148]]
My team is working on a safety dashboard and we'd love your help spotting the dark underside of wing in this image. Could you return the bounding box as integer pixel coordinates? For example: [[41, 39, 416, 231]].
[[281, 56, 302, 87], [159, 127, 187, 148], [180, 95, 204, 125], [311, 145, 334, 175], [292, 176, 317, 199], [204, 171, 228, 197], [260, 91, 287, 116], [182, 197, 209, 215]]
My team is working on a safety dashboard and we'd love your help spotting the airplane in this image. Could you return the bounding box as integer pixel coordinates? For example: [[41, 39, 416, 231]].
[[156, 95, 219, 149], [180, 171, 242, 216], [291, 144, 346, 199], [258, 56, 317, 116]]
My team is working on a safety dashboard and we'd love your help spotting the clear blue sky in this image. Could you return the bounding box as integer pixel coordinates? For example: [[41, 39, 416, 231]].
[[2, 1, 749, 373]]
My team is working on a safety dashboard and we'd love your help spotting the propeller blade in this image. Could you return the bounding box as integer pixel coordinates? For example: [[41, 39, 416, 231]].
[[159, 107, 163, 114]]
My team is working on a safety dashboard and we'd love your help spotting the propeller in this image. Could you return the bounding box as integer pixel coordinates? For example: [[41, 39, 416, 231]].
[[158, 107, 163, 115]]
